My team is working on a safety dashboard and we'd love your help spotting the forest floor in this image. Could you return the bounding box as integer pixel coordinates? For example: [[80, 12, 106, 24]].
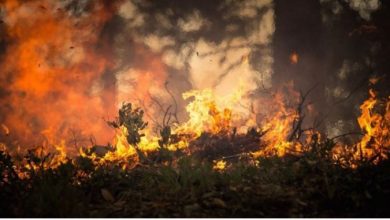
[[1, 133, 389, 217]]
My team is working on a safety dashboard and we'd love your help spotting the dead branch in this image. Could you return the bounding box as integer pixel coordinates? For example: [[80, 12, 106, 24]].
[[164, 81, 180, 124], [288, 84, 318, 141], [330, 132, 363, 141]]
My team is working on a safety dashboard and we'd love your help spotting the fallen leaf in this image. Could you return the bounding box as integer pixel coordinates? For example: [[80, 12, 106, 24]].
[[202, 192, 216, 199], [101, 188, 115, 203], [211, 198, 227, 208], [243, 186, 251, 192], [113, 200, 126, 207], [184, 203, 201, 216], [364, 191, 372, 199], [296, 199, 308, 206], [229, 186, 237, 191]]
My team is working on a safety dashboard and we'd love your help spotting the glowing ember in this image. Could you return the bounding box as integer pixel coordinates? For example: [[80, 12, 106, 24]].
[[289, 52, 299, 64], [213, 160, 227, 171]]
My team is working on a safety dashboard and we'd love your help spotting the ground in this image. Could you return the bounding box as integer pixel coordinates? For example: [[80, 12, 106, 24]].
[[1, 140, 389, 217]]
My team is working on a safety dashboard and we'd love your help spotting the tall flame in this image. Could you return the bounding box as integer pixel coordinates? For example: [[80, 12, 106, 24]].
[[355, 89, 390, 162]]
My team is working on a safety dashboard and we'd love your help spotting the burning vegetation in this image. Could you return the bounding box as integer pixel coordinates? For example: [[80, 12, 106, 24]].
[[1, 84, 389, 217], [3, 84, 389, 175], [0, 0, 390, 217]]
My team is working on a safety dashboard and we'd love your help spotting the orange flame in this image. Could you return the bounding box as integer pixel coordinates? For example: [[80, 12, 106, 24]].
[[0, 0, 120, 150], [355, 89, 390, 163], [0, 0, 169, 154], [290, 52, 299, 64]]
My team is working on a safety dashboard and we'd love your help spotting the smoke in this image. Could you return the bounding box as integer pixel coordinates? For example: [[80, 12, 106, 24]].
[[105, 0, 276, 130], [130, 0, 275, 123], [321, 0, 381, 21], [3, 0, 383, 152], [0, 1, 123, 151], [346, 0, 381, 20], [0, 0, 276, 151]]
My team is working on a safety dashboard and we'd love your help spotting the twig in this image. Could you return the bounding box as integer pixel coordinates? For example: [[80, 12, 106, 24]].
[[332, 77, 368, 106], [164, 81, 180, 124], [219, 152, 251, 160], [330, 132, 363, 141], [288, 84, 318, 141], [137, 97, 161, 130]]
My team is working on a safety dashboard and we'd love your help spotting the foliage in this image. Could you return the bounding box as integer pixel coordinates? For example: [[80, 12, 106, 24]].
[[0, 139, 389, 217], [1, 101, 389, 217], [108, 103, 148, 146]]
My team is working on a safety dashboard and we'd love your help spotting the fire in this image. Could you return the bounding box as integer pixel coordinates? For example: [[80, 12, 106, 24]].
[[331, 89, 390, 167], [175, 84, 246, 138], [213, 160, 227, 171], [1, 1, 388, 183], [0, 0, 120, 148], [176, 89, 232, 137], [254, 91, 299, 157], [76, 84, 250, 167], [355, 89, 390, 162], [289, 52, 299, 64], [7, 140, 69, 179], [79, 126, 162, 169], [1, 1, 304, 170], [2, 83, 389, 175], [0, 2, 388, 172], [174, 83, 309, 159], [104, 126, 138, 162], [0, 0, 168, 151], [52, 141, 68, 167]]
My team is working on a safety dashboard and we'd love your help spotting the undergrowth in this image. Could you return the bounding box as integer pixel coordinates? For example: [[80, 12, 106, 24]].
[[0, 102, 388, 217], [0, 143, 389, 217]]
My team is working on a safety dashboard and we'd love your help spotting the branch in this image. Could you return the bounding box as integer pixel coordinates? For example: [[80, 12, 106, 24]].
[[288, 84, 318, 141], [330, 131, 363, 141], [164, 81, 180, 124]]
